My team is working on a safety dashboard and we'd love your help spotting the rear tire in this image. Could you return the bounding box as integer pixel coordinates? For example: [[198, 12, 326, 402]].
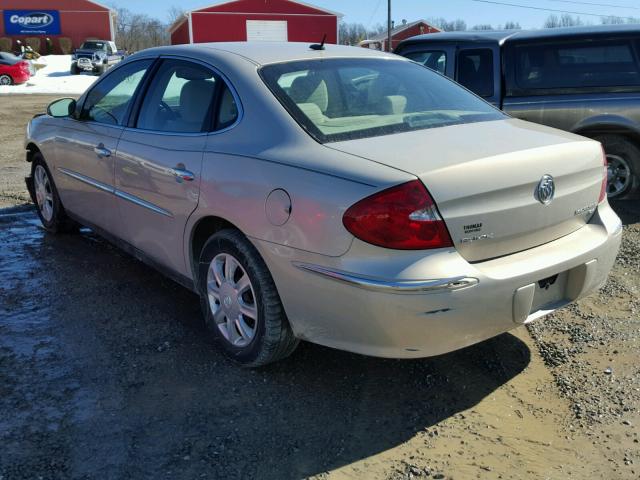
[[31, 153, 77, 233], [0, 74, 13, 85], [197, 229, 299, 367], [593, 134, 640, 199]]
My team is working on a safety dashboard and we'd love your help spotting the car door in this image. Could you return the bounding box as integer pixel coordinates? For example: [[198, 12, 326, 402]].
[[114, 58, 226, 277], [53, 59, 154, 233]]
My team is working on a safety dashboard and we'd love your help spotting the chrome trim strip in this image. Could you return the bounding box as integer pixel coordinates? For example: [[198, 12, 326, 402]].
[[58, 167, 114, 193], [293, 262, 479, 293], [57, 167, 172, 218], [114, 190, 173, 218]]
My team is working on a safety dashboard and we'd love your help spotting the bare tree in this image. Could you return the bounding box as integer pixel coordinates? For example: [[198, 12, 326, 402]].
[[113, 7, 170, 53], [503, 21, 521, 30], [471, 24, 493, 30], [338, 21, 389, 45], [427, 18, 467, 32], [544, 14, 584, 28], [601, 15, 640, 24], [167, 6, 186, 26]]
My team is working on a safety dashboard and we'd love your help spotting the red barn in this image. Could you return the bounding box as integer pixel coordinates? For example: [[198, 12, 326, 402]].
[[360, 20, 441, 52], [0, 0, 115, 54], [170, 0, 341, 46]]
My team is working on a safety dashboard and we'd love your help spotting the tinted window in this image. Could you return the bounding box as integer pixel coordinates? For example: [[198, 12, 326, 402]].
[[137, 60, 221, 133], [217, 85, 239, 130], [81, 41, 106, 50], [514, 40, 640, 90], [0, 52, 20, 65], [457, 49, 494, 97], [81, 60, 151, 125], [261, 58, 504, 143], [405, 50, 447, 74]]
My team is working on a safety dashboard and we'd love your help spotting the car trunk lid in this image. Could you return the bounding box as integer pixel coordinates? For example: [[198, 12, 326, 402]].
[[327, 118, 604, 262]]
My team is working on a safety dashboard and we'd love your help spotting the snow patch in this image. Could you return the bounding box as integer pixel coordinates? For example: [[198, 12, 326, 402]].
[[0, 55, 97, 95]]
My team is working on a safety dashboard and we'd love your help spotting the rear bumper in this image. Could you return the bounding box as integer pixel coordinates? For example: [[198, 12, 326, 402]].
[[253, 202, 622, 359], [11, 70, 30, 84]]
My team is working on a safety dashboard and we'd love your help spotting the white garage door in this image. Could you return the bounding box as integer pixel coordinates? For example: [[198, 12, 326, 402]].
[[246, 20, 288, 41]]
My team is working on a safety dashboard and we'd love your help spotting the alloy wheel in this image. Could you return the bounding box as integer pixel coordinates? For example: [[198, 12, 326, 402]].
[[207, 253, 258, 347], [34, 165, 54, 222], [606, 154, 632, 198], [0, 75, 12, 86]]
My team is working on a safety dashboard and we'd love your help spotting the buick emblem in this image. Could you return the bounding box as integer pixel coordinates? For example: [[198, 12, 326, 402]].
[[536, 174, 555, 205]]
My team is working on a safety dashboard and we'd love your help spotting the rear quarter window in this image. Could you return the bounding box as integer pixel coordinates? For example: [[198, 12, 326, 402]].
[[511, 39, 640, 93]]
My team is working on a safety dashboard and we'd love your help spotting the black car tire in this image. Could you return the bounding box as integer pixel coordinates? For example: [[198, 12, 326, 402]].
[[0, 73, 13, 85], [197, 229, 299, 367], [594, 134, 640, 199], [30, 153, 78, 233], [70, 63, 79, 75]]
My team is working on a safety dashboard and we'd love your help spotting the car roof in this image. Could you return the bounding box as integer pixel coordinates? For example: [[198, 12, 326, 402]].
[[398, 24, 640, 48], [135, 42, 401, 66]]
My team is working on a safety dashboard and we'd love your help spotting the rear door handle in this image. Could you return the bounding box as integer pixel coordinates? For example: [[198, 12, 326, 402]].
[[93, 145, 111, 158], [171, 167, 195, 183]]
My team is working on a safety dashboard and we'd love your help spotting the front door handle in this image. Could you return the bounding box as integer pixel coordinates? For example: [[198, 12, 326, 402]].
[[93, 145, 111, 158], [172, 167, 195, 183]]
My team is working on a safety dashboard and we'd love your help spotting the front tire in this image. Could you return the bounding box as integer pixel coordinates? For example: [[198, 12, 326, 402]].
[[31, 153, 77, 233], [198, 229, 299, 367], [70, 63, 79, 75], [593, 134, 640, 199]]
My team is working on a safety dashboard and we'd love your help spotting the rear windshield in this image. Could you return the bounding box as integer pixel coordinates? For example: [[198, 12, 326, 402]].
[[0, 52, 21, 65], [260, 58, 505, 143], [80, 41, 107, 50]]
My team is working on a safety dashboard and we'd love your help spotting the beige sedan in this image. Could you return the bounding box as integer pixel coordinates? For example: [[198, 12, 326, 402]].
[[24, 42, 622, 366]]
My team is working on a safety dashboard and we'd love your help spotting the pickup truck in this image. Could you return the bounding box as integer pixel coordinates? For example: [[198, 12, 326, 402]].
[[71, 40, 123, 76], [396, 25, 640, 199]]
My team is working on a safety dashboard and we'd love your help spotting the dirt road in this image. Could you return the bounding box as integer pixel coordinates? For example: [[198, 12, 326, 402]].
[[0, 95, 638, 479]]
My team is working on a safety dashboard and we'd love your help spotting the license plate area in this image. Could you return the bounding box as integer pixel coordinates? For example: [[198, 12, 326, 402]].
[[78, 58, 92, 68], [530, 271, 568, 312]]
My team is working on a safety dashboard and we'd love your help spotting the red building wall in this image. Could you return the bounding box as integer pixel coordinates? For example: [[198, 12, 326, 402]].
[[391, 23, 440, 50], [170, 20, 190, 46], [191, 12, 337, 44], [171, 0, 338, 45], [0, 0, 112, 54]]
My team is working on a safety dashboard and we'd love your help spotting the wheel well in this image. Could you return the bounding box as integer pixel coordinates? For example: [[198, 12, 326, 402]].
[[26, 143, 41, 162], [575, 126, 640, 149], [190, 216, 240, 282]]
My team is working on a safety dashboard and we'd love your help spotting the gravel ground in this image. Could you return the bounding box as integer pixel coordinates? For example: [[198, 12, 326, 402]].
[[0, 95, 639, 479]]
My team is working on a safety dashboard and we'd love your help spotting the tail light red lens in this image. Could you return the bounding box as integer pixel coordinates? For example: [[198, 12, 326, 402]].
[[343, 180, 453, 250], [598, 145, 608, 203]]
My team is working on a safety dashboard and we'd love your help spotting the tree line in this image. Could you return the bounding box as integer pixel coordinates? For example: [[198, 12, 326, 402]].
[[339, 14, 640, 46]]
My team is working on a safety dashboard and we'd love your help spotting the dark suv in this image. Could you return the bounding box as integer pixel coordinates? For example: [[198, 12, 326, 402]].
[[396, 25, 640, 198]]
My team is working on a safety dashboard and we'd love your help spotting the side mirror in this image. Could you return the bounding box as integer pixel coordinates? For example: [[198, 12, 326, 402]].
[[47, 98, 76, 118]]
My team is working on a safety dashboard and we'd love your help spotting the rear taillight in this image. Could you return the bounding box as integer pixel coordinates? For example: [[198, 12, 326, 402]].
[[599, 145, 608, 203], [343, 180, 453, 250]]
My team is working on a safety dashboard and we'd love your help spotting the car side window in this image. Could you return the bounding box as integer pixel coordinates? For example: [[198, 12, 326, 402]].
[[457, 49, 494, 98], [405, 50, 447, 74], [514, 40, 640, 91], [217, 84, 239, 130], [136, 60, 220, 133], [81, 60, 152, 126]]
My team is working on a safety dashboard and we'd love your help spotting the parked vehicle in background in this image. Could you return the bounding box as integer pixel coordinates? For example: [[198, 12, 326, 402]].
[[0, 52, 31, 85], [71, 40, 123, 75], [396, 25, 640, 199], [24, 43, 621, 367]]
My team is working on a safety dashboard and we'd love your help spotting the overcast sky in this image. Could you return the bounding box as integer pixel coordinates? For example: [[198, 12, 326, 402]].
[[112, 0, 640, 29]]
